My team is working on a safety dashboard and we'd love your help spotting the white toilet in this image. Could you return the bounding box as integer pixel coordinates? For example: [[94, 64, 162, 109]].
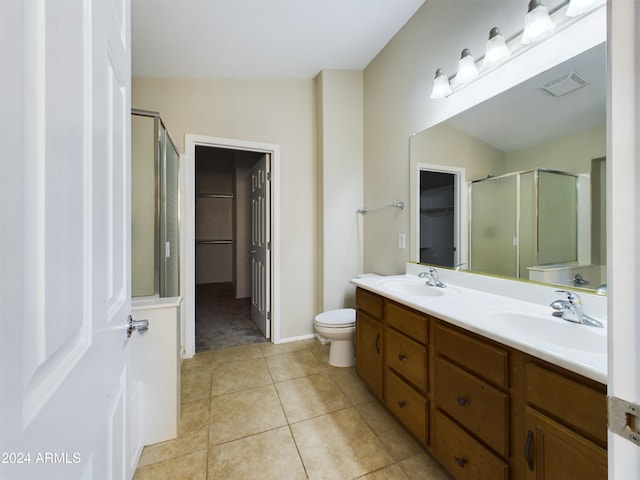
[[314, 308, 356, 367]]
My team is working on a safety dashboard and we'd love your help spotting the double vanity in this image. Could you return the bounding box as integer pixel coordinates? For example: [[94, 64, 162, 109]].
[[351, 264, 607, 480]]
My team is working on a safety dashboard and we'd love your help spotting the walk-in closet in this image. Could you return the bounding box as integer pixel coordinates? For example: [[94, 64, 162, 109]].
[[194, 146, 266, 351]]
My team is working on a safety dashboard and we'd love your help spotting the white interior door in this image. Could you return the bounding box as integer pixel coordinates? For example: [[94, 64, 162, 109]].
[[250, 155, 271, 338], [0, 1, 141, 479]]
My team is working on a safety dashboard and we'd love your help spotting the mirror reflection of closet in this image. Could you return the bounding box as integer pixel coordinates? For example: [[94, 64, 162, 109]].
[[419, 171, 456, 268]]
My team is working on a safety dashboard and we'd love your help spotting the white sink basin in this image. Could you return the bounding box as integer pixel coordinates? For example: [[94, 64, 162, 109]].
[[481, 311, 606, 356], [377, 277, 449, 298]]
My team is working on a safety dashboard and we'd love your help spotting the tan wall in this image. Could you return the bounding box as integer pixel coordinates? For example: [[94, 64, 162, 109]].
[[411, 123, 506, 182], [133, 77, 317, 339], [316, 70, 364, 312], [506, 126, 606, 174]]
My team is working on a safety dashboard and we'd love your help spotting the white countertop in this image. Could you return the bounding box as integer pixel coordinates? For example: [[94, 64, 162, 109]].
[[351, 265, 607, 384]]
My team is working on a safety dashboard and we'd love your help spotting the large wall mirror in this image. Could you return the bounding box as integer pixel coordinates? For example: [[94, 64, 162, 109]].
[[410, 41, 606, 293]]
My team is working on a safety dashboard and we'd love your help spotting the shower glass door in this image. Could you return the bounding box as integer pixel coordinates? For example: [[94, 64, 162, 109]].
[[470, 175, 518, 277]]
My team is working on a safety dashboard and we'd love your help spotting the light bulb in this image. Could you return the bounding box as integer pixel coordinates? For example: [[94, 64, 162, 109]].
[[522, 0, 555, 44], [430, 68, 452, 99], [483, 27, 511, 67], [454, 49, 479, 86]]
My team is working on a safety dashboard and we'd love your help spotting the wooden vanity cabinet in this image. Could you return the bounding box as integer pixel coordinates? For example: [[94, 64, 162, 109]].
[[355, 288, 384, 399], [354, 287, 608, 480]]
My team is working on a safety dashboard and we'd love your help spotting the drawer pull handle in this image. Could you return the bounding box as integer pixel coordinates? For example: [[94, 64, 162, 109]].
[[375, 333, 380, 353], [525, 429, 534, 471], [398, 353, 406, 361], [398, 401, 406, 408], [454, 456, 467, 468], [457, 396, 468, 406]]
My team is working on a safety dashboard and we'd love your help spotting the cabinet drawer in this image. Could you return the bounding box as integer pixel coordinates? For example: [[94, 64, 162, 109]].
[[385, 301, 427, 344], [356, 288, 383, 319], [435, 357, 508, 457], [434, 323, 508, 388], [386, 328, 427, 390], [434, 410, 508, 480], [526, 363, 607, 444], [385, 368, 427, 445]]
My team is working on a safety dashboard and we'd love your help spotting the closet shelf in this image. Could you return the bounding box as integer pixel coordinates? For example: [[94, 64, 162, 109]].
[[196, 239, 234, 245], [196, 193, 234, 199], [421, 206, 454, 215]]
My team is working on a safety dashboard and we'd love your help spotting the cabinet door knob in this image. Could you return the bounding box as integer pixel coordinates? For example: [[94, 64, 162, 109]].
[[398, 353, 406, 361], [457, 396, 468, 406], [454, 456, 467, 468], [398, 401, 406, 408]]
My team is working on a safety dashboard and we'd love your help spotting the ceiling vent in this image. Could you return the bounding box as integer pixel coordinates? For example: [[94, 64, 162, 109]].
[[540, 72, 588, 97]]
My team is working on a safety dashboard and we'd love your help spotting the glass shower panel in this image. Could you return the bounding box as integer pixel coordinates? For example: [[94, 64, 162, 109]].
[[131, 114, 157, 297], [470, 175, 517, 277], [519, 172, 535, 279], [538, 171, 577, 265], [160, 129, 180, 297]]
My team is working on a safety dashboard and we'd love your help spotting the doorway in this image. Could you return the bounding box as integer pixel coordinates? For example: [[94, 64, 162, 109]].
[[184, 135, 281, 358], [194, 146, 268, 351], [415, 164, 466, 269]]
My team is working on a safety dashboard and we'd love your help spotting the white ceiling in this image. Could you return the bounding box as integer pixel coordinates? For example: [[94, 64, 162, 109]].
[[131, 0, 425, 78], [131, 0, 605, 152]]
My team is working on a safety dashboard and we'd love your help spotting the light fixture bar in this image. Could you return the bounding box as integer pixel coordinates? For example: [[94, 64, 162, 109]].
[[430, 0, 604, 100]]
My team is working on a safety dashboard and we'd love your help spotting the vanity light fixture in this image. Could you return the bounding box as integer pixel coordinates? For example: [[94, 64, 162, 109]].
[[483, 27, 511, 67], [521, 0, 556, 44], [430, 0, 602, 100], [430, 68, 452, 99], [566, 0, 601, 17], [453, 49, 479, 86]]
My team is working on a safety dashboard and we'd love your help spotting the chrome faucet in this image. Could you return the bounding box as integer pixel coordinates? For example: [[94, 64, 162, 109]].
[[550, 290, 603, 328], [418, 267, 446, 288], [572, 273, 589, 287]]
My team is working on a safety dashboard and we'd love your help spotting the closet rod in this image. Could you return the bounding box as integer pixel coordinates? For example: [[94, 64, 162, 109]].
[[196, 240, 234, 245], [357, 202, 404, 214]]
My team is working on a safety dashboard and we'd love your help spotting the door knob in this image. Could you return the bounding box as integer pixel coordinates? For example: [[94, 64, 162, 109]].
[[248, 250, 256, 254], [127, 315, 149, 338]]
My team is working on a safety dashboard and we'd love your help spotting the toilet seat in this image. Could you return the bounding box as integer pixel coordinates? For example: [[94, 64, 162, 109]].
[[314, 308, 355, 328]]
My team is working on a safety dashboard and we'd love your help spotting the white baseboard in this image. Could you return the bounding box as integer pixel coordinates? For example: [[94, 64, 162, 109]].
[[276, 333, 317, 344]]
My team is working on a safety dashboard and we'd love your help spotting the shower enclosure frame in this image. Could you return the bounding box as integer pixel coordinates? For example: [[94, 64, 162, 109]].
[[468, 167, 579, 279], [132, 109, 181, 298]]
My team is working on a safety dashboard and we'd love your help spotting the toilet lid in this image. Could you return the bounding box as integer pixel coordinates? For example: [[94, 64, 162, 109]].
[[314, 308, 356, 327]]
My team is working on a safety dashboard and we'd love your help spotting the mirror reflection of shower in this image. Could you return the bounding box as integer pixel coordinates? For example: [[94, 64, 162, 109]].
[[469, 168, 605, 288]]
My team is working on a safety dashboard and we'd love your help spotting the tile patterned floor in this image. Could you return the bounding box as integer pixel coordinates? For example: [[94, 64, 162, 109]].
[[133, 339, 453, 480]]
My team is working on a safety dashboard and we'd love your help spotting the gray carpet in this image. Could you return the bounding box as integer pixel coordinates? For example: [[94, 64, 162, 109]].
[[195, 282, 268, 352]]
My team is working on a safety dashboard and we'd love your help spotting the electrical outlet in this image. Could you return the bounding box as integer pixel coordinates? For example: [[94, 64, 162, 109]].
[[398, 233, 406, 249]]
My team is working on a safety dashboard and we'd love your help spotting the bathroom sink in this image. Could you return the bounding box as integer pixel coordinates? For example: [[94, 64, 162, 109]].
[[481, 311, 606, 355], [377, 277, 449, 297]]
